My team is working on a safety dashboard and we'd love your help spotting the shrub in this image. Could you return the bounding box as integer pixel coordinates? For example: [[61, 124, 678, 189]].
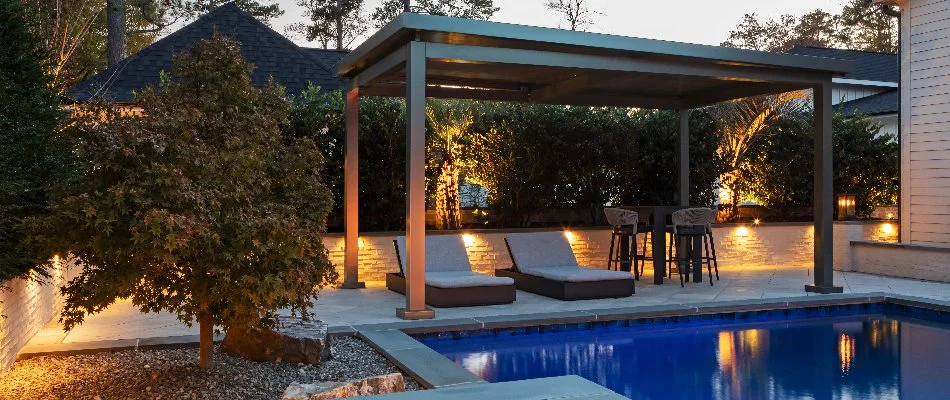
[[31, 35, 337, 369]]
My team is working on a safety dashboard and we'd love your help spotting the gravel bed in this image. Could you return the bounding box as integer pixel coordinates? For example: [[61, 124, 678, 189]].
[[0, 336, 421, 399]]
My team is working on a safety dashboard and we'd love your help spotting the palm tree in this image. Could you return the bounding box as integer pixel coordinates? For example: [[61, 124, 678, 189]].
[[710, 91, 807, 221]]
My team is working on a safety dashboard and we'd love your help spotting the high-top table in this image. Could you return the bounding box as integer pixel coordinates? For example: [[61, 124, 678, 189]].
[[620, 206, 704, 285]]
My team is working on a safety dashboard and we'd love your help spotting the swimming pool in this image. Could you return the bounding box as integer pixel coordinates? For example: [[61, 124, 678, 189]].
[[419, 304, 950, 400]]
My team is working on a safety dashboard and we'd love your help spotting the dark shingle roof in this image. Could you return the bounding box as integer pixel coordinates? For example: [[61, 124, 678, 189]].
[[835, 89, 898, 116], [787, 46, 897, 83], [67, 3, 346, 103], [300, 48, 349, 73]]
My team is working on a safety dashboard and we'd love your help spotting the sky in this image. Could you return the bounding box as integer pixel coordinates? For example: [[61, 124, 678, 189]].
[[261, 0, 850, 48]]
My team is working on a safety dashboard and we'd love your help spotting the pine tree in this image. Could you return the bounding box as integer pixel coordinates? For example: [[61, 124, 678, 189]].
[[0, 0, 71, 282]]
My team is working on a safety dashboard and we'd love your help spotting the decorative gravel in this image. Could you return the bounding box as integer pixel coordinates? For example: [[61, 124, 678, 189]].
[[0, 336, 421, 399]]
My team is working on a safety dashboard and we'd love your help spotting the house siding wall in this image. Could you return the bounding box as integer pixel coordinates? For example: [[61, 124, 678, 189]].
[[904, 0, 950, 245], [832, 86, 889, 104]]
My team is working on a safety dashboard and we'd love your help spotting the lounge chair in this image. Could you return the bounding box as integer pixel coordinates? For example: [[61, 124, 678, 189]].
[[497, 232, 635, 300], [387, 235, 516, 308]]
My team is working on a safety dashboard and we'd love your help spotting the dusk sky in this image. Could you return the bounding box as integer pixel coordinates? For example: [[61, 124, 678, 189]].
[[260, 0, 848, 48]]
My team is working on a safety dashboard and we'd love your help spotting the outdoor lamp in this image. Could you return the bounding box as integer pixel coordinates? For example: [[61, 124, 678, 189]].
[[836, 194, 856, 221]]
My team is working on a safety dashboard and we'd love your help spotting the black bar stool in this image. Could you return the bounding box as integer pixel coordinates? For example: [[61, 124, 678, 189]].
[[604, 208, 639, 278], [670, 208, 717, 287]]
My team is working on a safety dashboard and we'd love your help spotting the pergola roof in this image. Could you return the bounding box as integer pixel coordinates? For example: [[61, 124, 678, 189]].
[[337, 13, 853, 109]]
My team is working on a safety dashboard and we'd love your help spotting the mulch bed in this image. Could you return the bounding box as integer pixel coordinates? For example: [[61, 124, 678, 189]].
[[0, 336, 420, 399]]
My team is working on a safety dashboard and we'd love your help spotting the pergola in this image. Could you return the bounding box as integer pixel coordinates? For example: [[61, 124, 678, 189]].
[[335, 13, 854, 319]]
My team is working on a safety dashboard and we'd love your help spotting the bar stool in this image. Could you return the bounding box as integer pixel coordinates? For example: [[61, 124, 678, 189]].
[[704, 211, 720, 281], [670, 208, 716, 287], [604, 208, 639, 278]]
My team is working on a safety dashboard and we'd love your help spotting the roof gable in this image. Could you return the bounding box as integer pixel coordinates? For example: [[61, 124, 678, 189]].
[[68, 3, 346, 103], [788, 46, 897, 83]]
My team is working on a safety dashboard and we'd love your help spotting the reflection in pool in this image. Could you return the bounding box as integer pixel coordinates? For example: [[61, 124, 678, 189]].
[[421, 314, 950, 400]]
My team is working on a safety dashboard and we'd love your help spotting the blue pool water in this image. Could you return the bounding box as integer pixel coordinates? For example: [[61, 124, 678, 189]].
[[421, 308, 950, 399]]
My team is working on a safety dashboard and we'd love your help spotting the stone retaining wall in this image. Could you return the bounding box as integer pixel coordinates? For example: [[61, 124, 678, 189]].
[[0, 256, 79, 371], [324, 221, 899, 284], [851, 241, 950, 282]]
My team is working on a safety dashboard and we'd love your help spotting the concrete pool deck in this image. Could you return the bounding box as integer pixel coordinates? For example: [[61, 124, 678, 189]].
[[21, 265, 950, 352]]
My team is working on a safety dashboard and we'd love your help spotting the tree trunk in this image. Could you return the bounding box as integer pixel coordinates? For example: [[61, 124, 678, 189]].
[[335, 0, 344, 50], [197, 298, 214, 369], [107, 0, 127, 67]]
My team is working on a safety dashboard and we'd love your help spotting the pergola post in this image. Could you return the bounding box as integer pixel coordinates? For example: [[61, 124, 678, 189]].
[[677, 109, 690, 206], [341, 85, 365, 289], [806, 81, 843, 294], [397, 40, 435, 319]]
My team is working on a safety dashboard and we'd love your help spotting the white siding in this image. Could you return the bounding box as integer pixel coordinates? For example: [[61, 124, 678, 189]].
[[905, 0, 950, 245], [831, 86, 888, 104], [870, 114, 899, 139]]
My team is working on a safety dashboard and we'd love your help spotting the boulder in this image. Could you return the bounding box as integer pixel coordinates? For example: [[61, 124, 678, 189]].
[[281, 373, 406, 400], [221, 317, 330, 365]]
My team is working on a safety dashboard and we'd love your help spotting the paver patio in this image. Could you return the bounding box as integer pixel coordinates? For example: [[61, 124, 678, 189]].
[[24, 265, 950, 349]]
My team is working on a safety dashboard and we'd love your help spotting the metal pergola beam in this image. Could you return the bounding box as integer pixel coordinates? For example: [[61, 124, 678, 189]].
[[424, 43, 834, 88]]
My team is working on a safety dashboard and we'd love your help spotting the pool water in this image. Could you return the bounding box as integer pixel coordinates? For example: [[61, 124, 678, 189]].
[[421, 311, 950, 400]]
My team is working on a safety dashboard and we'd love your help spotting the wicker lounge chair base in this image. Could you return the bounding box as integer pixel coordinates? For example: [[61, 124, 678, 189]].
[[386, 272, 516, 308], [495, 269, 634, 301]]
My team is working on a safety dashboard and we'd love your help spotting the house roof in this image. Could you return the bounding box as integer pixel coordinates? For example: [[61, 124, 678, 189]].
[[835, 88, 898, 116], [67, 3, 346, 103], [787, 46, 897, 83]]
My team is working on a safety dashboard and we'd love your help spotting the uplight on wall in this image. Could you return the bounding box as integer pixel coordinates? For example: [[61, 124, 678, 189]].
[[462, 233, 477, 247], [881, 223, 895, 235], [735, 226, 750, 237], [564, 231, 575, 242]]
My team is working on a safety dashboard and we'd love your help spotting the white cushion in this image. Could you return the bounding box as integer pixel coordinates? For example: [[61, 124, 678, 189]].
[[395, 235, 472, 273], [519, 266, 633, 282], [425, 271, 515, 288], [505, 232, 579, 270]]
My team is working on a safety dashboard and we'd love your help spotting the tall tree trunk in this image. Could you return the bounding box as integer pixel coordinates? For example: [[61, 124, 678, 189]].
[[197, 298, 214, 369], [335, 4, 343, 50], [107, 0, 127, 67]]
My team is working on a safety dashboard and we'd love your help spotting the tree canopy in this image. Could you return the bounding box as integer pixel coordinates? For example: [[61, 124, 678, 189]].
[[32, 34, 337, 369], [722, 0, 898, 53], [371, 0, 499, 27]]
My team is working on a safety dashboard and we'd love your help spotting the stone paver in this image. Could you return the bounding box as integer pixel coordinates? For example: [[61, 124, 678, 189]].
[[24, 266, 950, 349]]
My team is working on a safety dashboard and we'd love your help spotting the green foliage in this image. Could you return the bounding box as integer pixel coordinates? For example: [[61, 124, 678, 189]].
[[747, 112, 898, 218], [372, 0, 499, 27], [31, 35, 337, 366], [463, 105, 726, 226], [287, 86, 408, 231], [0, 0, 72, 282]]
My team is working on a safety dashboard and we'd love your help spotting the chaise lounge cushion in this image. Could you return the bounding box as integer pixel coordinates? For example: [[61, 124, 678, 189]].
[[424, 271, 514, 288], [517, 266, 632, 282], [506, 231, 632, 282], [395, 235, 513, 288]]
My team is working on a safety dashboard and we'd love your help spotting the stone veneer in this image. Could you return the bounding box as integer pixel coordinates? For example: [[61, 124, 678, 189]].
[[851, 241, 950, 283], [0, 256, 79, 371], [323, 221, 899, 285]]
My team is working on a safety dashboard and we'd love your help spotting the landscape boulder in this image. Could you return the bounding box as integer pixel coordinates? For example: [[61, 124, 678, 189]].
[[221, 317, 330, 365], [281, 373, 406, 400]]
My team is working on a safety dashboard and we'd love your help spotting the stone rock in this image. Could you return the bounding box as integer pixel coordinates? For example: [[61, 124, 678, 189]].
[[221, 317, 331, 365], [281, 373, 406, 400]]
